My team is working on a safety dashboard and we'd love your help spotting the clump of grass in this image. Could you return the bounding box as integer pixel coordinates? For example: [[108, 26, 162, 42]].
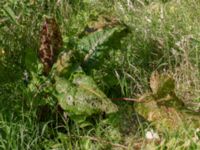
[[0, 0, 200, 149]]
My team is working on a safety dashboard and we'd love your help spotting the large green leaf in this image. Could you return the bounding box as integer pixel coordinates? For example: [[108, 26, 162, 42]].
[[55, 71, 118, 119], [77, 27, 121, 62]]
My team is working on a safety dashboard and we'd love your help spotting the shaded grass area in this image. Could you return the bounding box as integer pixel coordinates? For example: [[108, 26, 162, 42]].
[[0, 0, 200, 149]]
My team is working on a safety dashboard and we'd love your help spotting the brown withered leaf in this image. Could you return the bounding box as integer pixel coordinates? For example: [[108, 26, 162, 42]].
[[38, 17, 63, 75], [79, 16, 119, 38]]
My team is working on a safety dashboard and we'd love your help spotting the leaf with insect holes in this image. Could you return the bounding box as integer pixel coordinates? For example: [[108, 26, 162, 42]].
[[54, 70, 118, 120], [52, 50, 118, 123]]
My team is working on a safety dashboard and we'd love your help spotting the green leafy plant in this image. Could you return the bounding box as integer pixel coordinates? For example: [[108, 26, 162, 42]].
[[1, 0, 200, 149]]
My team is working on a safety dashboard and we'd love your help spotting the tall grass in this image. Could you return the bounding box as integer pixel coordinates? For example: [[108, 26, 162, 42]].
[[0, 0, 200, 149]]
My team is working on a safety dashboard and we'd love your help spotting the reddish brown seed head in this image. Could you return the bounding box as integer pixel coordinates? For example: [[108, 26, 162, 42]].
[[38, 17, 63, 75]]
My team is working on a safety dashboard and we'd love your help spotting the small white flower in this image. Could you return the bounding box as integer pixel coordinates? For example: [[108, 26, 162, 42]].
[[145, 129, 160, 140]]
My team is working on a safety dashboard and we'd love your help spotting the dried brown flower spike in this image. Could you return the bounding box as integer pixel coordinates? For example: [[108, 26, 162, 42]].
[[38, 17, 63, 75]]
